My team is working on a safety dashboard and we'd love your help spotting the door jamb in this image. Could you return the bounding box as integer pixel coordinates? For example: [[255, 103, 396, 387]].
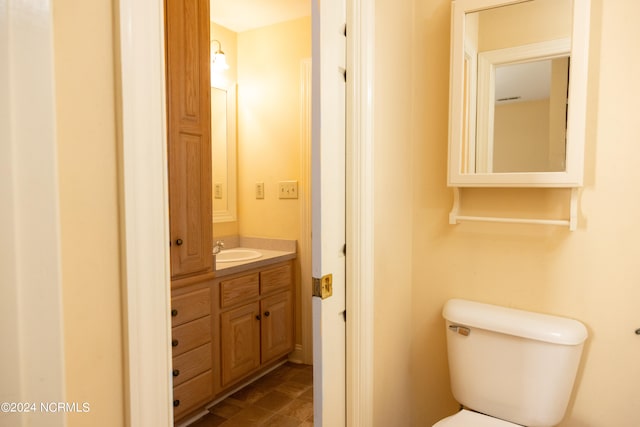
[[116, 0, 375, 425]]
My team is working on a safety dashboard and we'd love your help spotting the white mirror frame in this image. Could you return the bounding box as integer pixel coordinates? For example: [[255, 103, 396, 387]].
[[448, 0, 591, 187], [212, 82, 237, 223]]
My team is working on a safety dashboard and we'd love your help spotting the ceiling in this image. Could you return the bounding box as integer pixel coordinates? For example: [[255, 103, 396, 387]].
[[210, 0, 311, 33], [495, 60, 552, 104]]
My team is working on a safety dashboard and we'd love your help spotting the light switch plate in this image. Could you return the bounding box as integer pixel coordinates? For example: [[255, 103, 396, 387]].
[[255, 182, 264, 199], [278, 181, 298, 199]]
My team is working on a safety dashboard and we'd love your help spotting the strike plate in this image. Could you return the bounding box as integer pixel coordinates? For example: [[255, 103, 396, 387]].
[[312, 274, 333, 299]]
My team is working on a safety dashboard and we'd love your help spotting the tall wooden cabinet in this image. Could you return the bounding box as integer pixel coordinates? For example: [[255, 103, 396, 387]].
[[165, 0, 212, 280], [165, 0, 213, 422]]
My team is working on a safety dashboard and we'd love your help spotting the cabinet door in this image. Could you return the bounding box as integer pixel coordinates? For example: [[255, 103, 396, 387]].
[[260, 291, 294, 364], [220, 302, 261, 386], [165, 0, 212, 278]]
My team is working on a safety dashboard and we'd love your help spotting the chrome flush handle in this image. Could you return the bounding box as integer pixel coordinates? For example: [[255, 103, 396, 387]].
[[449, 324, 471, 336]]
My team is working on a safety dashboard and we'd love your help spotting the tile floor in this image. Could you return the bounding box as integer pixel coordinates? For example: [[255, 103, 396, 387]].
[[189, 362, 313, 427]]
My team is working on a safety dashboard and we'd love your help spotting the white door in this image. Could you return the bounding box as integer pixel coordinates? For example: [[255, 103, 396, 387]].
[[311, 0, 347, 425]]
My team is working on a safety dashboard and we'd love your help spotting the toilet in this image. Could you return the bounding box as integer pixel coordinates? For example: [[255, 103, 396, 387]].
[[434, 299, 588, 427]]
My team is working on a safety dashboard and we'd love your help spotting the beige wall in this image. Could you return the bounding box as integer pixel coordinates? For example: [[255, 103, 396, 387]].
[[405, 0, 640, 426], [372, 0, 415, 424], [53, 0, 124, 426], [478, 0, 572, 51], [235, 17, 311, 240], [493, 99, 550, 172]]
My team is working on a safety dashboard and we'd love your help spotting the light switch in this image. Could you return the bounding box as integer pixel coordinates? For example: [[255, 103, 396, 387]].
[[278, 181, 298, 199], [255, 182, 265, 199]]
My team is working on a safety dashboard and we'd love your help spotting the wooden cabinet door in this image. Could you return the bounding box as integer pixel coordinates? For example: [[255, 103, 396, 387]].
[[165, 0, 212, 278], [260, 291, 294, 364], [220, 302, 261, 386]]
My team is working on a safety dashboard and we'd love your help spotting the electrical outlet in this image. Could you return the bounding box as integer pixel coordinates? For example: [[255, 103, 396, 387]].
[[214, 183, 223, 199], [278, 181, 298, 199], [255, 182, 265, 199]]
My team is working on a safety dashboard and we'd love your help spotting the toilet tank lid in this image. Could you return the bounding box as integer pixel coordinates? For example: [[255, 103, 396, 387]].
[[443, 299, 588, 345]]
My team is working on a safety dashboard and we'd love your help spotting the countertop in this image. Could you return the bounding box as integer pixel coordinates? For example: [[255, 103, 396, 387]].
[[214, 247, 296, 278]]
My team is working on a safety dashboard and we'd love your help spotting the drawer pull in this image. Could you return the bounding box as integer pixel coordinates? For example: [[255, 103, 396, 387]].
[[171, 309, 178, 317], [264, 311, 271, 317], [175, 238, 183, 246], [172, 369, 180, 377], [172, 339, 179, 347], [173, 399, 180, 407]]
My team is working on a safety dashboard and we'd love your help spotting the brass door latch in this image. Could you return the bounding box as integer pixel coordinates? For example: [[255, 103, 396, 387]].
[[312, 274, 333, 299]]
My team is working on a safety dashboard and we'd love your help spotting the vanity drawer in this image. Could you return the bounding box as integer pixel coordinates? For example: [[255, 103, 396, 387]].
[[260, 263, 292, 295], [172, 316, 211, 357], [173, 370, 213, 420], [220, 273, 259, 308], [172, 343, 212, 386], [171, 288, 211, 327]]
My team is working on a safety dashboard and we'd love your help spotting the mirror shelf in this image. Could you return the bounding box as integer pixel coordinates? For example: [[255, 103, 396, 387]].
[[448, 187, 579, 230], [447, 0, 591, 188]]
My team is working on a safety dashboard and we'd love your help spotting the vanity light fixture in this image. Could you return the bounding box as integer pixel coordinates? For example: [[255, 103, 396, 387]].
[[211, 39, 229, 72]]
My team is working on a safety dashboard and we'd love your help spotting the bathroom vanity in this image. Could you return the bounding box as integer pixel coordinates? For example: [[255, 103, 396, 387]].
[[170, 247, 296, 422]]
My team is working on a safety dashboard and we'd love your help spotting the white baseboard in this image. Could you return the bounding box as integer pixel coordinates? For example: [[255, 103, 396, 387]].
[[288, 344, 306, 364]]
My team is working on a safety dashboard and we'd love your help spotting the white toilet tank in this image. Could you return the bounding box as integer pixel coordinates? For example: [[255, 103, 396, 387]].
[[443, 299, 588, 427]]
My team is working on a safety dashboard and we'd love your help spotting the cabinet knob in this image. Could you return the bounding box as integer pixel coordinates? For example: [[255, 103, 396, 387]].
[[173, 400, 180, 407], [172, 369, 180, 377], [255, 314, 262, 321], [175, 238, 183, 246], [171, 309, 178, 317], [172, 339, 179, 347], [264, 311, 271, 317]]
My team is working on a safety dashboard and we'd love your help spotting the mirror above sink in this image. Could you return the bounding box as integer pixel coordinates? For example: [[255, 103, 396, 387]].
[[211, 83, 238, 222], [448, 0, 591, 187]]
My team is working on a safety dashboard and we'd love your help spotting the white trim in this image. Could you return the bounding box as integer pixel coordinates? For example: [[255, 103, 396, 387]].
[[116, 0, 174, 426], [346, 0, 375, 425], [299, 58, 314, 365], [1, 1, 66, 426]]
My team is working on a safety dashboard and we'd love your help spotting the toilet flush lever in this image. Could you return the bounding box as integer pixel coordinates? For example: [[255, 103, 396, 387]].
[[449, 325, 471, 336]]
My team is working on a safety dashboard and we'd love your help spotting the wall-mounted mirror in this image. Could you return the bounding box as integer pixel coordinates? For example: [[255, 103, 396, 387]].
[[448, 0, 590, 187], [212, 83, 237, 222]]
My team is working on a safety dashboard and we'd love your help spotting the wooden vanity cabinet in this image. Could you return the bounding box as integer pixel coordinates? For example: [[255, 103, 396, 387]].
[[170, 285, 214, 421], [217, 262, 295, 389]]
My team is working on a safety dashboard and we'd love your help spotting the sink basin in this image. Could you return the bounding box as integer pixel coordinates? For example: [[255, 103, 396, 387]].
[[215, 248, 262, 263]]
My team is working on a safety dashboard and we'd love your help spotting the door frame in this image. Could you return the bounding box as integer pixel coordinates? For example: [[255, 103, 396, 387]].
[[116, 0, 375, 426], [2, 2, 66, 426]]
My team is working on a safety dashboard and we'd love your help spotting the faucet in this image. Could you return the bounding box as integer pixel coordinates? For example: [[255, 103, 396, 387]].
[[213, 240, 225, 255]]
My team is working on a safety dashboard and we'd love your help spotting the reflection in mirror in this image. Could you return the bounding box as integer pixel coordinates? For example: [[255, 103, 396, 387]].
[[212, 87, 227, 211], [448, 0, 590, 187], [469, 0, 571, 174], [211, 84, 237, 222], [491, 57, 569, 173]]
